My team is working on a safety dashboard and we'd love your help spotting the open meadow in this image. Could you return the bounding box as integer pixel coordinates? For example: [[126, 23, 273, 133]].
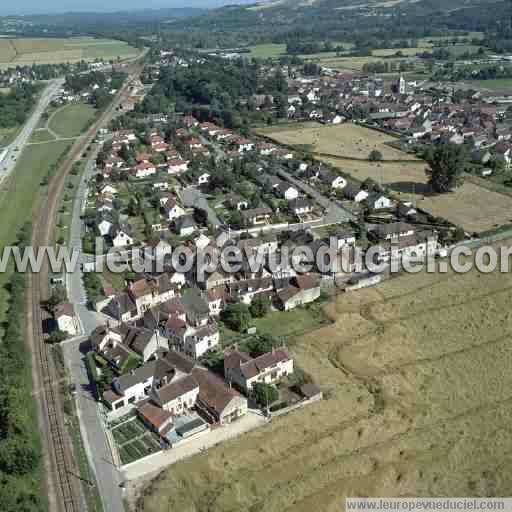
[[258, 122, 417, 161], [138, 247, 512, 511], [0, 37, 140, 68]]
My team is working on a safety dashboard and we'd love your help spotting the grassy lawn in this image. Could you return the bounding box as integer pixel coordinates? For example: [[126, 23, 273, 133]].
[[251, 305, 330, 339], [463, 79, 512, 91], [249, 44, 287, 59], [29, 128, 56, 143], [101, 267, 128, 292], [0, 125, 21, 146], [49, 103, 98, 138], [222, 304, 331, 346], [0, 140, 71, 327]]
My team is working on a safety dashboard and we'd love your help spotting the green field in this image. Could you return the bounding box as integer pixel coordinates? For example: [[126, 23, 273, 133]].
[[0, 140, 71, 325], [463, 79, 512, 91], [0, 36, 140, 68], [48, 103, 98, 138], [29, 129, 56, 143], [0, 125, 20, 146]]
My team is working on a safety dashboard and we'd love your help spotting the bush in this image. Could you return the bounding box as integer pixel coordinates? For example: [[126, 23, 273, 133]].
[[249, 295, 270, 318], [222, 303, 251, 332], [253, 383, 279, 407]]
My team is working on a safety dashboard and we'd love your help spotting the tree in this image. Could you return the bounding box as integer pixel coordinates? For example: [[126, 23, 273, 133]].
[[46, 330, 69, 344], [250, 294, 270, 318], [425, 143, 468, 193], [222, 303, 251, 332], [368, 149, 383, 162], [253, 383, 279, 407], [46, 286, 68, 311]]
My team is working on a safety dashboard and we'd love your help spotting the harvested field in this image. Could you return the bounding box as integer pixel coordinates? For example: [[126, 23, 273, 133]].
[[260, 123, 512, 233], [0, 37, 139, 68], [139, 247, 512, 511], [418, 181, 512, 233], [258, 122, 417, 161]]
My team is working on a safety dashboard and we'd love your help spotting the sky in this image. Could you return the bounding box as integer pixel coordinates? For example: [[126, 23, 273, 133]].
[[0, 0, 254, 16]]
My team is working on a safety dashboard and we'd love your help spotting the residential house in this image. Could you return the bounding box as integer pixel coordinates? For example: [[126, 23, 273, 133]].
[[276, 182, 299, 201], [319, 170, 347, 190], [102, 357, 176, 411], [241, 207, 272, 226], [183, 323, 220, 359], [277, 275, 321, 311], [344, 184, 369, 203], [197, 173, 210, 186], [167, 158, 189, 174], [191, 368, 248, 424], [368, 222, 415, 241], [175, 215, 197, 237], [162, 197, 186, 221], [54, 303, 80, 336], [150, 374, 199, 415], [225, 193, 249, 211], [224, 349, 294, 393], [134, 161, 156, 178], [181, 287, 210, 327], [367, 193, 394, 210], [110, 225, 134, 247], [289, 197, 314, 216]]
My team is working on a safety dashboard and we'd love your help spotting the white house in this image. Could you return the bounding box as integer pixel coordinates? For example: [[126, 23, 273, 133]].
[[98, 219, 113, 237], [54, 303, 80, 336], [103, 358, 176, 411], [167, 159, 189, 174], [197, 173, 210, 186], [151, 374, 199, 415], [277, 182, 299, 201], [163, 198, 186, 221], [368, 193, 394, 210], [183, 324, 220, 359], [134, 161, 156, 178], [224, 349, 294, 393], [111, 227, 134, 247], [191, 368, 248, 424]]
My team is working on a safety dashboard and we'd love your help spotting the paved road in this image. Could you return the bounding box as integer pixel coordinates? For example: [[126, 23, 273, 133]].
[[64, 143, 125, 512], [277, 168, 354, 223], [181, 186, 223, 229], [0, 78, 64, 184], [63, 337, 126, 512]]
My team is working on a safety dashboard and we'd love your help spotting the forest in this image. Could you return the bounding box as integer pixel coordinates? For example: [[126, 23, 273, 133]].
[[0, 83, 41, 129]]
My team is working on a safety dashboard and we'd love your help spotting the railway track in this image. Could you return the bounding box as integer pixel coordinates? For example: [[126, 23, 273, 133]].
[[27, 59, 144, 512]]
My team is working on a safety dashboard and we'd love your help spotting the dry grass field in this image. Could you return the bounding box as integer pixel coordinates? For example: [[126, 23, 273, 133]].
[[259, 122, 417, 161], [138, 250, 512, 511], [261, 123, 512, 233], [0, 37, 139, 68]]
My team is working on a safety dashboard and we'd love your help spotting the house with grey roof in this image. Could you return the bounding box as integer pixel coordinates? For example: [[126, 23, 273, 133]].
[[224, 348, 294, 393]]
